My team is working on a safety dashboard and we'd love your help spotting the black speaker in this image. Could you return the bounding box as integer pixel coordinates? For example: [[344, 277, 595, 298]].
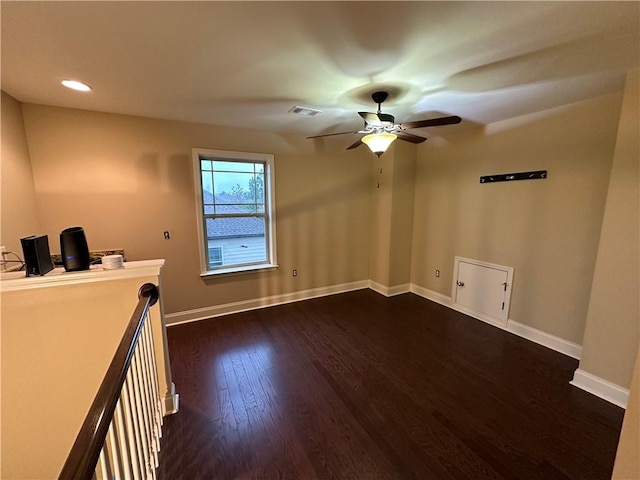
[[60, 226, 90, 272], [20, 235, 54, 277]]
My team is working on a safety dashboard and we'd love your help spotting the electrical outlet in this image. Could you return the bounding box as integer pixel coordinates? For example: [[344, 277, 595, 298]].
[[435, 269, 440, 277], [292, 269, 297, 277], [163, 231, 170, 240]]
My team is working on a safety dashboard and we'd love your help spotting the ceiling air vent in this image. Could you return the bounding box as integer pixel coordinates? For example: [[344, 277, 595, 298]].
[[288, 106, 323, 117]]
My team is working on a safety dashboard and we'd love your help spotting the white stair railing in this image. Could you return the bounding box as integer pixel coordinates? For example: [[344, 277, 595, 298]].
[[59, 283, 163, 480]]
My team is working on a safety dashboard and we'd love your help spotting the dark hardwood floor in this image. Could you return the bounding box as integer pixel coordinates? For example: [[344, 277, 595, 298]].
[[157, 290, 624, 480]]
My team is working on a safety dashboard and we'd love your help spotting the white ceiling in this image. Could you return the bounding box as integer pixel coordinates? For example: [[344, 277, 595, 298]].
[[2, 1, 639, 141]]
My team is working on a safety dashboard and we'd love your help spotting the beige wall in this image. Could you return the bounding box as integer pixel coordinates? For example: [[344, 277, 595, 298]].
[[579, 69, 640, 388], [368, 150, 392, 286], [0, 91, 41, 254], [411, 92, 623, 344], [613, 346, 640, 479], [19, 104, 372, 315], [388, 141, 417, 287]]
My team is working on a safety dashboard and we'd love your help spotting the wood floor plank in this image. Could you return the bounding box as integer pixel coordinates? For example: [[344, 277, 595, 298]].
[[286, 306, 501, 479], [308, 292, 622, 476], [304, 296, 608, 478], [263, 313, 404, 480], [157, 290, 624, 480]]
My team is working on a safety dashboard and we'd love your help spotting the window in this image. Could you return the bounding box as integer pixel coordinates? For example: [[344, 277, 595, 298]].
[[208, 246, 223, 267], [193, 148, 277, 275]]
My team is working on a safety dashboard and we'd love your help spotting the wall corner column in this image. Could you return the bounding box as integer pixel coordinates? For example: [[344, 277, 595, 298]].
[[368, 141, 417, 294], [573, 68, 639, 398]]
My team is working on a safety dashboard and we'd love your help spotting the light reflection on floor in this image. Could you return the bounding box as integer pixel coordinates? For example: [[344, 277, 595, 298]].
[[212, 342, 277, 431]]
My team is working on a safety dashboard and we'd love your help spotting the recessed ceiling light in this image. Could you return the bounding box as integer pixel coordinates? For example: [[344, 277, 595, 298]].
[[61, 80, 92, 92]]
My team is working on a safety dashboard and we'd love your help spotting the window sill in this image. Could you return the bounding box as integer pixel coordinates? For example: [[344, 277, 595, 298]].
[[200, 263, 279, 278]]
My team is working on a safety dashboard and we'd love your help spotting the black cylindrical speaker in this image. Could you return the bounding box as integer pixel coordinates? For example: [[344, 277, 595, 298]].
[[60, 226, 90, 271]]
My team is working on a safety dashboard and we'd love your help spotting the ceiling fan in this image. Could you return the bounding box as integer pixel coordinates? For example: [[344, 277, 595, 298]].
[[307, 91, 462, 157]]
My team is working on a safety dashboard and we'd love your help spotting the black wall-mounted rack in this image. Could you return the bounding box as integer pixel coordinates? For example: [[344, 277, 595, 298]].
[[480, 170, 547, 184]]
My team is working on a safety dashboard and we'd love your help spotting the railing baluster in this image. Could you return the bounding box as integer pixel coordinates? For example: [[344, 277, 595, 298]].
[[132, 351, 152, 478], [97, 446, 109, 480], [138, 324, 159, 468], [114, 399, 133, 480], [141, 322, 162, 467], [122, 371, 142, 480], [133, 348, 153, 477], [143, 317, 163, 449], [107, 419, 122, 479], [124, 367, 144, 480]]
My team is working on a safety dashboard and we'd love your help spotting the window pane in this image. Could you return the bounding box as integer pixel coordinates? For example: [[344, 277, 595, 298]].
[[208, 246, 223, 267], [201, 171, 214, 204], [212, 161, 256, 173], [206, 217, 267, 266], [254, 173, 265, 203], [213, 172, 256, 204], [236, 203, 264, 214], [201, 160, 213, 171], [214, 203, 260, 214]]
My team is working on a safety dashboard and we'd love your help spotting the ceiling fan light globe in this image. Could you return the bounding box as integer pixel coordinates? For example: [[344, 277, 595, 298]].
[[362, 132, 397, 155]]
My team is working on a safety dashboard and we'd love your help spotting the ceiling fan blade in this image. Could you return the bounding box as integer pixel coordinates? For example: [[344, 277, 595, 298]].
[[306, 130, 357, 139], [346, 138, 363, 150], [400, 115, 462, 129], [396, 131, 427, 144], [358, 112, 395, 126], [358, 112, 383, 127]]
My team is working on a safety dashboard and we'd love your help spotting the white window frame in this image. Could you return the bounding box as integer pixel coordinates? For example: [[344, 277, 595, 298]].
[[192, 148, 278, 276]]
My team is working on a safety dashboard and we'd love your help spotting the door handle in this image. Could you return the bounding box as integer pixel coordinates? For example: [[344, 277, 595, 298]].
[[456, 281, 465, 287]]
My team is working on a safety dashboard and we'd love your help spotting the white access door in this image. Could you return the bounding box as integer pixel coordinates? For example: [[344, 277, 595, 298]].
[[452, 257, 513, 325]]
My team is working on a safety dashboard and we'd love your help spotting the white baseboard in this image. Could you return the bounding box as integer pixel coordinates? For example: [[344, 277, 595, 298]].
[[367, 280, 387, 296], [166, 279, 582, 360], [506, 319, 582, 360], [409, 284, 452, 307], [410, 284, 582, 359], [570, 369, 629, 408], [409, 285, 633, 408], [456, 304, 507, 329], [162, 382, 179, 416], [369, 281, 411, 297], [412, 285, 505, 328], [165, 280, 369, 326]]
